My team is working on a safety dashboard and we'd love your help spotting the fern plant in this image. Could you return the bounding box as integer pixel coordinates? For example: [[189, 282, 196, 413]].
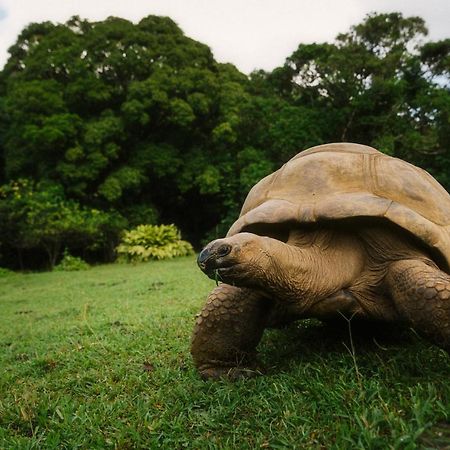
[[116, 224, 194, 262]]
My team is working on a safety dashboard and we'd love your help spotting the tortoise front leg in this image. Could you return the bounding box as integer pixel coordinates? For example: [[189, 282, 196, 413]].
[[191, 284, 273, 379], [386, 259, 450, 352]]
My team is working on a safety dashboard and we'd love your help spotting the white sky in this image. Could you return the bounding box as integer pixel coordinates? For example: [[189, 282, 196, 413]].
[[0, 0, 449, 74]]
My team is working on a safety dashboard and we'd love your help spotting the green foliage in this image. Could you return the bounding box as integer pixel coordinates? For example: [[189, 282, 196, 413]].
[[54, 249, 90, 271], [121, 203, 159, 227], [0, 179, 125, 268], [0, 11, 449, 269], [268, 12, 450, 180], [116, 224, 194, 262], [0, 267, 13, 277]]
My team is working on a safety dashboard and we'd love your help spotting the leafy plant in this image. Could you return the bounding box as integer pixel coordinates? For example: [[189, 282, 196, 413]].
[[116, 224, 194, 262], [54, 249, 90, 271], [0, 179, 126, 269], [0, 267, 13, 277]]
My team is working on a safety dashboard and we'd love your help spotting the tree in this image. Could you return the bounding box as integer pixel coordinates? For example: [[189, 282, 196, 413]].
[[0, 15, 259, 247], [264, 12, 450, 187]]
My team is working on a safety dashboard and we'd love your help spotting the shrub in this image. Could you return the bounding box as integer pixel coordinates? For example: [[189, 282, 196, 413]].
[[116, 224, 194, 262], [0, 267, 13, 277], [54, 249, 90, 271], [0, 179, 126, 269]]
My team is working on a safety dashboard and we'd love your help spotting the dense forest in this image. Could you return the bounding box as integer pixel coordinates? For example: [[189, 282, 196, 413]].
[[0, 12, 449, 269]]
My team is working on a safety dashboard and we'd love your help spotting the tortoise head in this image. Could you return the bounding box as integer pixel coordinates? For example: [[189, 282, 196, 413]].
[[197, 233, 272, 285]]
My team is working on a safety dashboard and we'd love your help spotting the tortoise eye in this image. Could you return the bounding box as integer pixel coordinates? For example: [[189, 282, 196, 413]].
[[216, 244, 231, 257]]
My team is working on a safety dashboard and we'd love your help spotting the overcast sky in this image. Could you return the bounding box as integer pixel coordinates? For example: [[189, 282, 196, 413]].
[[0, 0, 449, 74]]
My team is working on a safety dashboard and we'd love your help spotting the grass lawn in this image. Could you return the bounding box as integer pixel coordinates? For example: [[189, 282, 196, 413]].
[[0, 257, 449, 449]]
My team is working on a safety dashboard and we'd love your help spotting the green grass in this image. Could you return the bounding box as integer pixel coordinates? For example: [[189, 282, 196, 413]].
[[1, 257, 449, 449]]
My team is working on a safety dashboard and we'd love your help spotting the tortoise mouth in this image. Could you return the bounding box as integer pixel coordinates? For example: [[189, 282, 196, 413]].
[[197, 243, 233, 276], [198, 261, 239, 281], [203, 263, 246, 284]]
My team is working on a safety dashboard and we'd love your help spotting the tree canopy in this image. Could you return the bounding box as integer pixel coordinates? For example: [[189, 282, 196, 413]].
[[0, 12, 449, 269]]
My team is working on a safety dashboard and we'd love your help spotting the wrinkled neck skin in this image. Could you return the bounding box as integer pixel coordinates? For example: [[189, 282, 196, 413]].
[[239, 229, 365, 313]]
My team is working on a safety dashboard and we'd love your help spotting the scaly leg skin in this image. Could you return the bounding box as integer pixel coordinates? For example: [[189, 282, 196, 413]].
[[191, 284, 273, 380], [386, 259, 450, 353]]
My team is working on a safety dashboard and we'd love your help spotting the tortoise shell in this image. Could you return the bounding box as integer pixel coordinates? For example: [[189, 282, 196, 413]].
[[227, 143, 450, 271]]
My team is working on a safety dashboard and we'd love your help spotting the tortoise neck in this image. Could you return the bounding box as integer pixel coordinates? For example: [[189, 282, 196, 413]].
[[257, 230, 366, 310]]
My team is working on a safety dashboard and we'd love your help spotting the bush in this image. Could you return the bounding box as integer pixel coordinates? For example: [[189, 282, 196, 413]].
[[54, 249, 90, 271], [0, 267, 13, 277], [116, 224, 194, 262], [0, 179, 126, 269]]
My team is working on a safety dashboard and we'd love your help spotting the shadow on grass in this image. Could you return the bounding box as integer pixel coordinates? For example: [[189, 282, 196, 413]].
[[419, 422, 450, 449], [259, 318, 450, 380]]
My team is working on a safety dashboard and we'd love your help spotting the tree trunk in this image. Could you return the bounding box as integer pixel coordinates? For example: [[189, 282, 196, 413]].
[[17, 248, 24, 271], [43, 241, 61, 270]]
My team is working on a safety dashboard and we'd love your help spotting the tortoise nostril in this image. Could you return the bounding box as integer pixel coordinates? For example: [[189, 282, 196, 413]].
[[216, 244, 232, 258]]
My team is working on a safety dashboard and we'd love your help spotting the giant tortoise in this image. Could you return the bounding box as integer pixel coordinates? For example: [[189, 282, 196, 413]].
[[192, 143, 450, 379]]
